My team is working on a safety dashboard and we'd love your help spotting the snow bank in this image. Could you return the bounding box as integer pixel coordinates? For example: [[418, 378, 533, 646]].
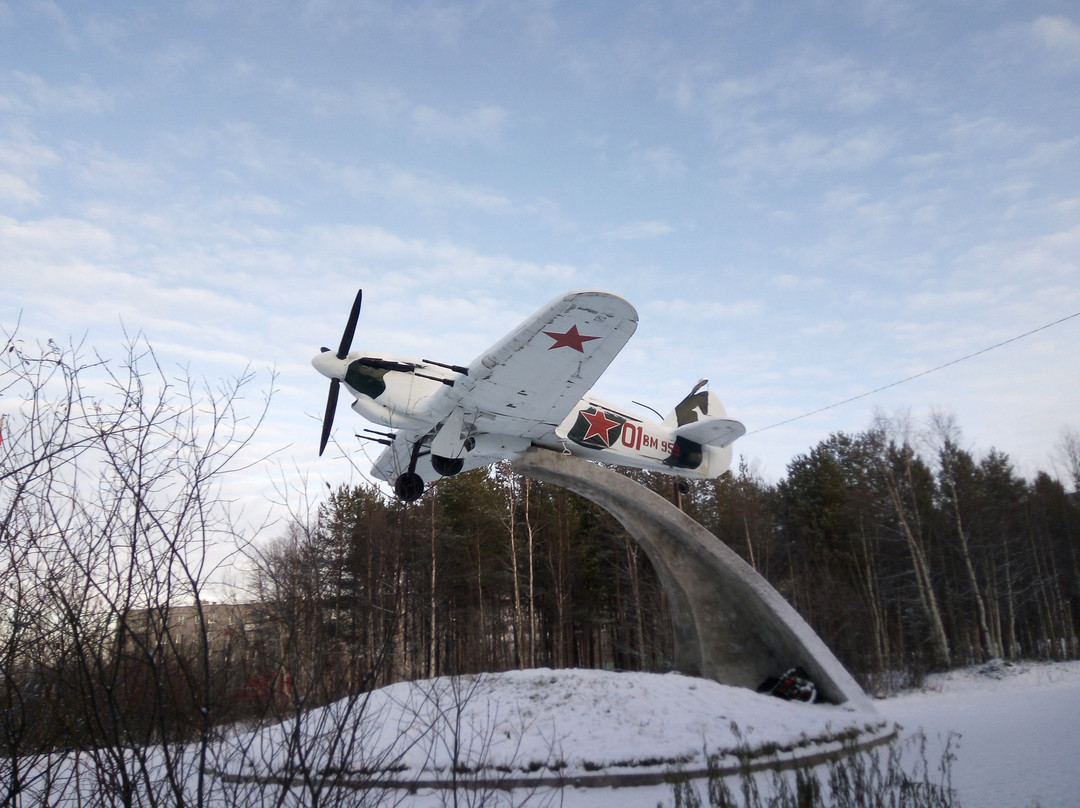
[[220, 668, 886, 784]]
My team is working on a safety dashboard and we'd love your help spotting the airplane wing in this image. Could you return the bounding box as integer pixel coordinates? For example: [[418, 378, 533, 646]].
[[367, 290, 637, 494], [457, 290, 638, 442]]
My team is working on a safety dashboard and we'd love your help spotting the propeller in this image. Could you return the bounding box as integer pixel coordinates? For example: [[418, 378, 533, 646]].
[[319, 289, 363, 456]]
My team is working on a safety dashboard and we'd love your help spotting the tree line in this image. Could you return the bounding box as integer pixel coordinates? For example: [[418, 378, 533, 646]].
[[254, 414, 1079, 704], [249, 464, 676, 703]]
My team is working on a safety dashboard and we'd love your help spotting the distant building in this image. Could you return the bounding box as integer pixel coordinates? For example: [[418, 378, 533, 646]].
[[120, 602, 264, 658], [117, 602, 287, 701]]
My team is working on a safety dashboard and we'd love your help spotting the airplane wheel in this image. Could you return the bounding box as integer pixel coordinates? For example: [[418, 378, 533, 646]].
[[394, 472, 425, 502], [676, 479, 691, 495], [432, 455, 465, 477]]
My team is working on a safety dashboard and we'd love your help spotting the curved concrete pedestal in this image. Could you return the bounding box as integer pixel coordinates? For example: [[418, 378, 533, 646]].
[[513, 447, 872, 710]]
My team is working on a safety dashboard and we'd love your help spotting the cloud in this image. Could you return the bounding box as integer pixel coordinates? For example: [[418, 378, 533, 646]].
[[770, 273, 825, 290], [624, 145, 687, 182], [388, 2, 469, 48], [969, 222, 1080, 289], [855, 0, 928, 33], [600, 220, 674, 240], [378, 165, 512, 212], [671, 47, 909, 128], [299, 0, 469, 48], [146, 41, 207, 77], [158, 120, 294, 181], [295, 223, 577, 290], [276, 77, 510, 146], [1, 219, 289, 370], [722, 126, 896, 180], [78, 9, 128, 50], [409, 103, 509, 145], [659, 50, 909, 186], [1028, 15, 1080, 69], [0, 71, 118, 115], [1, 214, 116, 260], [68, 145, 169, 198], [0, 172, 42, 205], [942, 113, 1029, 154], [798, 319, 849, 338], [315, 158, 515, 213], [1002, 136, 1080, 174], [272, 78, 408, 123], [790, 54, 909, 115], [0, 129, 58, 205], [206, 193, 289, 218], [19, 0, 68, 29], [646, 297, 763, 320]]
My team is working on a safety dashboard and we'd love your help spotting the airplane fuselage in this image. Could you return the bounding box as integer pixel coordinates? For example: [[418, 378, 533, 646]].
[[547, 395, 735, 480]]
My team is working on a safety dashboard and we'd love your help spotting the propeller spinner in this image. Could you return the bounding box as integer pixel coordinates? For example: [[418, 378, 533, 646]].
[[318, 289, 363, 456]]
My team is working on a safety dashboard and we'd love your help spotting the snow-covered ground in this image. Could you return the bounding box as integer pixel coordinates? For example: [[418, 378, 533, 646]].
[[223, 668, 885, 779], [10, 660, 1080, 806], [401, 660, 1080, 808], [880, 659, 1080, 808], [212, 668, 889, 807]]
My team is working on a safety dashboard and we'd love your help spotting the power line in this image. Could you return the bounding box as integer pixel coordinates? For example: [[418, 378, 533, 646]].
[[749, 310, 1080, 435]]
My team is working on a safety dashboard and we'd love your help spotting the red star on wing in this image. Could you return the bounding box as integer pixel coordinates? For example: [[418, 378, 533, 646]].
[[543, 324, 600, 353], [581, 408, 620, 445]]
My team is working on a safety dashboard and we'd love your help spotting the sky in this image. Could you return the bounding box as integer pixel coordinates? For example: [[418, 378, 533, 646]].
[[3, 0, 1079, 526]]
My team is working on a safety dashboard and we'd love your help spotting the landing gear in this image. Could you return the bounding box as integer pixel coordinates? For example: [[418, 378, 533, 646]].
[[432, 455, 465, 477], [394, 472, 425, 502], [394, 439, 427, 502]]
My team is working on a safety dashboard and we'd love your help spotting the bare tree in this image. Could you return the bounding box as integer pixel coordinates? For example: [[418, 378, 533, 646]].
[[1, 328, 273, 806], [1055, 427, 1080, 492], [927, 412, 997, 660], [873, 413, 951, 669]]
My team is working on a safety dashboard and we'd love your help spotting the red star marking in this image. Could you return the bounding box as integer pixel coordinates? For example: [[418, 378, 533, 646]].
[[543, 324, 600, 352], [581, 408, 620, 445]]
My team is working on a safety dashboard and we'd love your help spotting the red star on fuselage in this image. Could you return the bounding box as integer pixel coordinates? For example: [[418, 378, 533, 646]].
[[543, 324, 600, 352], [581, 408, 620, 445]]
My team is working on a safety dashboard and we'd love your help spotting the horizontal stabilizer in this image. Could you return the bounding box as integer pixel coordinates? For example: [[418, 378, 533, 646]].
[[674, 417, 746, 448]]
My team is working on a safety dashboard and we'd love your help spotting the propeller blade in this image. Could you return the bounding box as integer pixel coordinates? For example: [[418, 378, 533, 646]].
[[337, 289, 363, 359], [320, 288, 362, 455], [319, 378, 340, 456]]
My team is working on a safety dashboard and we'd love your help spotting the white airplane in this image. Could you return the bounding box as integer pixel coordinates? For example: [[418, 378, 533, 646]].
[[313, 290, 746, 502]]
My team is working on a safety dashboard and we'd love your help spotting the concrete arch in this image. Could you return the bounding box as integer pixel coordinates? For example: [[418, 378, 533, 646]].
[[513, 447, 872, 710]]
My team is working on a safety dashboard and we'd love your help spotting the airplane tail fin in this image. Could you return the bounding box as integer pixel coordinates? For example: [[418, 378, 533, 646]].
[[664, 379, 746, 448], [663, 379, 722, 427]]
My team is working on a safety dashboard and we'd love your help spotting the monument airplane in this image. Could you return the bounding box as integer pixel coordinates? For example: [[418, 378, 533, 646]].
[[313, 289, 746, 502]]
